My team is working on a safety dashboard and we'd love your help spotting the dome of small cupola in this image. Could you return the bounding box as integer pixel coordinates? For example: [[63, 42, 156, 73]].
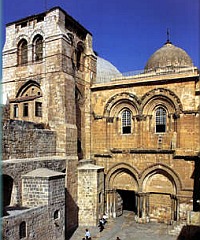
[[144, 40, 194, 73]]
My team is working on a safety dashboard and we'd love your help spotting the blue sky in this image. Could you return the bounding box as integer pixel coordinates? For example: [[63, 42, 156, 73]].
[[2, 0, 200, 72]]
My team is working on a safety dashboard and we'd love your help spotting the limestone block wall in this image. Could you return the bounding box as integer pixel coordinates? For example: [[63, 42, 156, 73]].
[[91, 75, 200, 154], [78, 161, 104, 226], [22, 168, 65, 209], [2, 206, 64, 240], [2, 120, 56, 160]]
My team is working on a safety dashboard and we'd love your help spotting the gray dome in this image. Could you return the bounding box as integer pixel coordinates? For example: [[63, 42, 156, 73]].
[[96, 56, 121, 83], [145, 42, 193, 72]]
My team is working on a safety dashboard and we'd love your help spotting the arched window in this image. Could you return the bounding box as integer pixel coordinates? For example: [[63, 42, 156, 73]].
[[18, 39, 28, 65], [33, 35, 43, 61], [19, 221, 26, 239], [121, 109, 132, 134], [155, 107, 166, 133]]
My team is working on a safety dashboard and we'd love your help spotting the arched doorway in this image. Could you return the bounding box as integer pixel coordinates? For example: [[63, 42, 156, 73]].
[[142, 169, 178, 223], [106, 165, 139, 218], [3, 175, 13, 207], [2, 174, 17, 216]]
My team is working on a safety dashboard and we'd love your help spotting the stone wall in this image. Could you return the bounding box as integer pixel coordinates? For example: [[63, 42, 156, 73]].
[[2, 119, 56, 160], [2, 206, 64, 240]]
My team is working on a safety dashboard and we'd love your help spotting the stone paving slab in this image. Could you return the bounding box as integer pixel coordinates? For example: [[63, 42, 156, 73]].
[[69, 211, 177, 240]]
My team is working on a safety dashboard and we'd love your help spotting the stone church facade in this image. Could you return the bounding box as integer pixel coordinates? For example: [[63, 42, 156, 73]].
[[1, 6, 200, 239]]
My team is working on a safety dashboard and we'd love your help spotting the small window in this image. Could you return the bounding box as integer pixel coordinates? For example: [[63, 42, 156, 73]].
[[54, 210, 60, 220], [121, 109, 132, 134], [14, 104, 19, 118], [18, 39, 28, 65], [19, 221, 26, 239], [23, 103, 28, 117], [35, 102, 42, 117], [156, 107, 166, 133]]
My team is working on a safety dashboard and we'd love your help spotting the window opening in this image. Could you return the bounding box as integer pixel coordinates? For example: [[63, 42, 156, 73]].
[[156, 107, 166, 133], [18, 39, 28, 65], [54, 210, 60, 220], [14, 104, 19, 118], [122, 109, 132, 134], [35, 102, 42, 117], [19, 221, 26, 239], [36, 15, 44, 23], [33, 35, 43, 61], [23, 103, 28, 117], [21, 22, 27, 28], [76, 43, 84, 70]]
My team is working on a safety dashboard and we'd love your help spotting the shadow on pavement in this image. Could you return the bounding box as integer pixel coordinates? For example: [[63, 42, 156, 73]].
[[177, 225, 200, 240]]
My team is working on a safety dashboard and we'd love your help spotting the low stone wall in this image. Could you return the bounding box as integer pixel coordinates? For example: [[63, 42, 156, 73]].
[[2, 206, 64, 240], [2, 119, 56, 160]]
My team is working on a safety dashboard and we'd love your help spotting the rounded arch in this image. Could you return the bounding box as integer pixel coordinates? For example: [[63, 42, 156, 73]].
[[16, 80, 42, 98], [103, 92, 140, 117], [16, 34, 29, 44], [106, 163, 139, 190], [141, 88, 183, 115], [30, 29, 45, 42], [140, 163, 182, 194]]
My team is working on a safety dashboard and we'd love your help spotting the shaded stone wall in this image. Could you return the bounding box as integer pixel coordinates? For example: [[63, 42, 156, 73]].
[[2, 206, 64, 240], [2, 119, 56, 160]]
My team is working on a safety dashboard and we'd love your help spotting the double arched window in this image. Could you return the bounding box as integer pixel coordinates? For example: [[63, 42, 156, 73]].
[[121, 109, 132, 134], [18, 39, 28, 65], [155, 107, 166, 133], [17, 34, 43, 65]]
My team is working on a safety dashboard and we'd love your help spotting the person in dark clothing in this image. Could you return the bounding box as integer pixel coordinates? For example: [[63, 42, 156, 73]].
[[98, 219, 104, 232]]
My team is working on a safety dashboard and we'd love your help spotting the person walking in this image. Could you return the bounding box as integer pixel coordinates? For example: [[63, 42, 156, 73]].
[[98, 219, 104, 232]]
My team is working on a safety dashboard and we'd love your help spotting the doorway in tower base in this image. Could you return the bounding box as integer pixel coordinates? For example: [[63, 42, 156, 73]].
[[117, 190, 137, 213]]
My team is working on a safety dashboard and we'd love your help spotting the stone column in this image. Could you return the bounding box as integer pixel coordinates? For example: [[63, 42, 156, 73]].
[[145, 193, 150, 222], [138, 192, 143, 218], [171, 195, 175, 223]]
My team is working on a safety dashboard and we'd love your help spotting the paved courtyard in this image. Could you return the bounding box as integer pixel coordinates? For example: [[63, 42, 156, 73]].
[[69, 211, 178, 240]]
